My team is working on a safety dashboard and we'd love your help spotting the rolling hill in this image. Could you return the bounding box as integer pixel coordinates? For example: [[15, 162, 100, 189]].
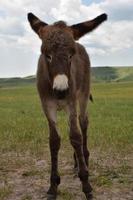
[[91, 66, 133, 82], [0, 76, 36, 87], [0, 66, 133, 87]]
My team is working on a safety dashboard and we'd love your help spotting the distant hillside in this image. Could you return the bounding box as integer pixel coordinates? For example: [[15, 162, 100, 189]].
[[91, 66, 133, 82], [0, 76, 36, 88], [0, 67, 133, 88]]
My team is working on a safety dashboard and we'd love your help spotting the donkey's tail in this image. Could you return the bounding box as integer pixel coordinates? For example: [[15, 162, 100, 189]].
[[90, 93, 93, 102]]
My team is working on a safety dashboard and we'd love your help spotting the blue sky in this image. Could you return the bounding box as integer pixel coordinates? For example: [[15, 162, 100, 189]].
[[82, 0, 102, 5], [0, 0, 133, 77]]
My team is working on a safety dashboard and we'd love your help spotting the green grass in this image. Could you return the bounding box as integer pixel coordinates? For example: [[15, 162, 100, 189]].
[[0, 186, 12, 200], [90, 82, 133, 153], [0, 82, 133, 156], [0, 81, 133, 199], [0, 86, 48, 155]]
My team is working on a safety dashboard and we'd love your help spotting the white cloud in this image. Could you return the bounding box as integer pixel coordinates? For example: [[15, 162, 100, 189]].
[[0, 17, 24, 36], [0, 0, 133, 77], [86, 47, 106, 56], [100, 0, 133, 21], [51, 0, 104, 23], [80, 20, 133, 55]]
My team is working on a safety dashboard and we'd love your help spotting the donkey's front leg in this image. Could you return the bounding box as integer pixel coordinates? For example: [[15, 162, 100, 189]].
[[69, 105, 92, 199], [47, 120, 60, 199], [42, 101, 60, 199]]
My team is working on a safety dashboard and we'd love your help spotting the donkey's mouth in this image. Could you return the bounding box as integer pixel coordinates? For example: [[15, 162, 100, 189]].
[[53, 89, 69, 100]]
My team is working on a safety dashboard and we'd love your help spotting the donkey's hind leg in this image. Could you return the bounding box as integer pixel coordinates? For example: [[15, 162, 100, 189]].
[[69, 102, 92, 199], [42, 101, 60, 200], [73, 93, 89, 172], [78, 94, 90, 168]]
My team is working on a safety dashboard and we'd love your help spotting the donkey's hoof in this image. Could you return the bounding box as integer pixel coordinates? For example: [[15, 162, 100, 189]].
[[85, 192, 93, 200], [47, 188, 57, 200], [47, 193, 57, 200]]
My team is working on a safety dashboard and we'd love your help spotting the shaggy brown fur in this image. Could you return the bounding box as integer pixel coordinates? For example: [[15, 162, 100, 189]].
[[28, 12, 107, 200]]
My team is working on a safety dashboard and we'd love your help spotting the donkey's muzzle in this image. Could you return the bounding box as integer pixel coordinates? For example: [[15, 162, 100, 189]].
[[53, 88, 69, 99]]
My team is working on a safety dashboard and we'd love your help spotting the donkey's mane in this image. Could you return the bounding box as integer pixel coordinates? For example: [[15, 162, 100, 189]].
[[53, 21, 67, 28]]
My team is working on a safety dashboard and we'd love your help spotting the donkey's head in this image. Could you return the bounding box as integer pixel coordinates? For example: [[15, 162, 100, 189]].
[[28, 13, 107, 99]]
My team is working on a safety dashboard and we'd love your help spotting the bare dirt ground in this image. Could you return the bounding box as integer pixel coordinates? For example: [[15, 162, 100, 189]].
[[0, 150, 132, 200]]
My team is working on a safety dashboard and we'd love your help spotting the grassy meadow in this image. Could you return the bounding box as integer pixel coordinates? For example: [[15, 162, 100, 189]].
[[0, 80, 133, 199]]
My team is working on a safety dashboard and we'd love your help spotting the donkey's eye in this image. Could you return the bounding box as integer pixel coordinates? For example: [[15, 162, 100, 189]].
[[46, 54, 52, 62]]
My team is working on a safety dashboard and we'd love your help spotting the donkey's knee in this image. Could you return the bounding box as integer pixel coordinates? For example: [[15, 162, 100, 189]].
[[78, 170, 89, 182], [70, 130, 82, 150], [79, 115, 88, 132], [49, 120, 60, 150], [79, 115, 90, 166], [83, 150, 90, 167]]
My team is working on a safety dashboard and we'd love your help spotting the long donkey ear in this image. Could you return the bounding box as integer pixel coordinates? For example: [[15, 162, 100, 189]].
[[27, 13, 48, 37], [70, 13, 107, 40]]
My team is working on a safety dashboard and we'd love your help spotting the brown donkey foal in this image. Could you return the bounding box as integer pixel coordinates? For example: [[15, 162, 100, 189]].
[[28, 13, 107, 200]]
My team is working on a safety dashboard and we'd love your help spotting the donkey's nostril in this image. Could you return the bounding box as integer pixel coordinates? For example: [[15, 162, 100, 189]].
[[53, 89, 69, 99]]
